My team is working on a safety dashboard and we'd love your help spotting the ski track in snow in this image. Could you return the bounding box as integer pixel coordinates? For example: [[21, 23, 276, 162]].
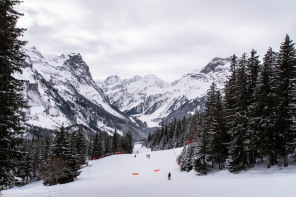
[[3, 144, 296, 197]]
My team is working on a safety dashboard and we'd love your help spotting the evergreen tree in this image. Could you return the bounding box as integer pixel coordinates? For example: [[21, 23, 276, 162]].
[[188, 114, 198, 144], [92, 132, 102, 158], [172, 121, 181, 148], [0, 0, 27, 189], [76, 126, 86, 165], [52, 125, 69, 158], [275, 35, 296, 167], [182, 144, 194, 172], [17, 150, 33, 185], [67, 132, 81, 182], [210, 90, 228, 170], [112, 130, 119, 152], [122, 132, 133, 153], [31, 139, 42, 179], [193, 115, 210, 175], [40, 137, 51, 166], [227, 53, 249, 172], [87, 141, 93, 158], [51, 125, 79, 184], [104, 134, 111, 154], [246, 49, 261, 106], [251, 48, 278, 167], [246, 49, 261, 166], [180, 146, 188, 171], [224, 55, 238, 136], [178, 117, 187, 146]]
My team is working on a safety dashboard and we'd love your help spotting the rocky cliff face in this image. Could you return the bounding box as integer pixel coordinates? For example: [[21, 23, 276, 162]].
[[18, 46, 148, 140], [99, 57, 231, 127]]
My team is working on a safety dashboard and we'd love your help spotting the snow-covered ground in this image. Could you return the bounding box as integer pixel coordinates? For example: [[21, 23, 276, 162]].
[[3, 144, 296, 197]]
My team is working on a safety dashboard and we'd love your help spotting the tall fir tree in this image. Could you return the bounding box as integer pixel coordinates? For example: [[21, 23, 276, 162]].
[[227, 53, 249, 172], [172, 121, 181, 148], [112, 130, 119, 152], [52, 125, 69, 158], [40, 137, 51, 166], [246, 49, 261, 106], [251, 48, 278, 167], [122, 132, 133, 153], [67, 132, 81, 183], [51, 125, 80, 184], [224, 55, 238, 137], [182, 144, 194, 172], [274, 35, 296, 167], [246, 49, 261, 166], [104, 134, 111, 154], [87, 141, 93, 158], [17, 149, 33, 185], [210, 90, 228, 170], [92, 132, 102, 158], [75, 126, 86, 165], [0, 0, 27, 189]]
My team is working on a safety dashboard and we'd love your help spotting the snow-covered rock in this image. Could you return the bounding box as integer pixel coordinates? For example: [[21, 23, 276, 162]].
[[18, 46, 148, 140], [99, 57, 231, 127]]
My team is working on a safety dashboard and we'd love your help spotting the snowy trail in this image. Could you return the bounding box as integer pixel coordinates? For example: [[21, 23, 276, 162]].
[[3, 143, 296, 197]]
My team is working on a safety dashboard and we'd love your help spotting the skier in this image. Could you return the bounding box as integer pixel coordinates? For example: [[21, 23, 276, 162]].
[[168, 172, 171, 180]]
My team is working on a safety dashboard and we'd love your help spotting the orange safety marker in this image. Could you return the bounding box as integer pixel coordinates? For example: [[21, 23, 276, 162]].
[[132, 173, 139, 175], [154, 169, 160, 172]]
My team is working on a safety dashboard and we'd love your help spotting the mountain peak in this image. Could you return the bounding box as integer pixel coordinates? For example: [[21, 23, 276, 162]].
[[62, 52, 81, 58], [131, 75, 142, 81], [143, 74, 158, 79], [200, 57, 231, 74], [143, 74, 167, 84], [105, 75, 121, 85]]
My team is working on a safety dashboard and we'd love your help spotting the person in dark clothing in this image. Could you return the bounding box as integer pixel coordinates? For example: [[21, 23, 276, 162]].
[[168, 172, 171, 180]]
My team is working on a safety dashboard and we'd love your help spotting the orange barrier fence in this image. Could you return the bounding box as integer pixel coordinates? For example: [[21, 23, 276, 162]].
[[154, 169, 160, 172], [132, 173, 139, 175]]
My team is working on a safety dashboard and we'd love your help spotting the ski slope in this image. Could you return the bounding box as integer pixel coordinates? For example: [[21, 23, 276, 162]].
[[3, 143, 296, 197]]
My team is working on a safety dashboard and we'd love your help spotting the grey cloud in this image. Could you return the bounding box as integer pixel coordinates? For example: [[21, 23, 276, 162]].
[[19, 0, 296, 82]]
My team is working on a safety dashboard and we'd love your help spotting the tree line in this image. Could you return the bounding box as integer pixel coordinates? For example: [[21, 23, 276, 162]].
[[147, 34, 296, 175], [2, 125, 133, 189]]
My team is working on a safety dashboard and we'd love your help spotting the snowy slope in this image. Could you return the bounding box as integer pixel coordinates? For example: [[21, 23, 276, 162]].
[[99, 57, 231, 127], [4, 144, 296, 197], [17, 46, 147, 140]]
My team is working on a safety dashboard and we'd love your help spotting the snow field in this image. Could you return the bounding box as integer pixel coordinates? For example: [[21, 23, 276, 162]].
[[3, 143, 296, 197]]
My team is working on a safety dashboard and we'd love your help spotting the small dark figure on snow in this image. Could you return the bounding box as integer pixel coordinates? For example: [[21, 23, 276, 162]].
[[168, 172, 171, 180], [134, 154, 136, 157]]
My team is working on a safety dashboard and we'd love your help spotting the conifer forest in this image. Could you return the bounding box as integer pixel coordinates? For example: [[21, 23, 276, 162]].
[[147, 37, 296, 174]]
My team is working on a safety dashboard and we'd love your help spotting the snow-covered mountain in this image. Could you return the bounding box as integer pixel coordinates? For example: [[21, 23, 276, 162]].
[[18, 46, 148, 140], [99, 57, 232, 127]]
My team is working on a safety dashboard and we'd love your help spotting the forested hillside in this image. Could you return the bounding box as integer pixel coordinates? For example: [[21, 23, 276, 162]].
[[148, 35, 296, 174]]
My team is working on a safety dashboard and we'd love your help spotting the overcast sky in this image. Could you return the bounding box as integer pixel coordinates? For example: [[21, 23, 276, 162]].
[[17, 0, 296, 82]]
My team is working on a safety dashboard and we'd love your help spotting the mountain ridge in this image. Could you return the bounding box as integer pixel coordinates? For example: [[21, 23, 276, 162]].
[[99, 57, 231, 127], [18, 46, 148, 140]]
